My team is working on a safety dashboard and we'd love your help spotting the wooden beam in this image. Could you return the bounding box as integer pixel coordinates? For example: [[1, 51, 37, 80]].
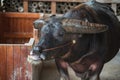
[[3, 32, 33, 38], [29, 0, 120, 3], [0, 12, 40, 18], [29, 0, 88, 2]]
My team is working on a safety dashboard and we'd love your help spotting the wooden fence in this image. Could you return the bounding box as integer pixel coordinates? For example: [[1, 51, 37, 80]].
[[0, 38, 34, 80], [0, 12, 43, 80], [0, 12, 40, 44]]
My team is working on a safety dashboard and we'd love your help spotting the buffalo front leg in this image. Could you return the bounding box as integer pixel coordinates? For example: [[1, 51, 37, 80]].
[[90, 63, 104, 80], [95, 64, 104, 80], [55, 59, 70, 80]]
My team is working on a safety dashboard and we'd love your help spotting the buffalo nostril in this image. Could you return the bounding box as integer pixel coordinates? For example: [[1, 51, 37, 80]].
[[32, 46, 40, 54], [33, 46, 43, 54], [34, 46, 39, 50]]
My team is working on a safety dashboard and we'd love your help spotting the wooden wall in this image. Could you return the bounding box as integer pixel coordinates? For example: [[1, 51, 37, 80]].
[[0, 12, 40, 44], [0, 38, 34, 80]]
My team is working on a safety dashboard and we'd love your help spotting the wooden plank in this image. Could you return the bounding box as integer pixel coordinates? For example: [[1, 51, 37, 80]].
[[3, 18, 9, 32], [3, 32, 33, 38], [20, 46, 29, 80], [51, 2, 56, 14], [21, 18, 26, 33], [7, 45, 14, 80], [24, 18, 30, 32], [0, 12, 40, 18], [0, 45, 7, 80], [13, 46, 21, 80], [19, 18, 24, 32], [26, 46, 32, 80], [23, 0, 28, 12], [0, 39, 34, 80], [9, 18, 17, 32]]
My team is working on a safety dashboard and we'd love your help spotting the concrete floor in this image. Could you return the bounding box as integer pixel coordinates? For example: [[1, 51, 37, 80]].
[[101, 51, 120, 80], [40, 51, 120, 80]]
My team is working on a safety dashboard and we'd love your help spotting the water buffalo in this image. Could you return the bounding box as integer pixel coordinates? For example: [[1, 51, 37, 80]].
[[28, 0, 120, 80]]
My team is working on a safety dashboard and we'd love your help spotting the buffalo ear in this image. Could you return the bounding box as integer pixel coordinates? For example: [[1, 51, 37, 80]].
[[33, 14, 56, 29], [33, 19, 46, 29]]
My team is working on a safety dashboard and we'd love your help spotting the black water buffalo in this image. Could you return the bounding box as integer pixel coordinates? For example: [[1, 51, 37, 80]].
[[28, 0, 120, 80]]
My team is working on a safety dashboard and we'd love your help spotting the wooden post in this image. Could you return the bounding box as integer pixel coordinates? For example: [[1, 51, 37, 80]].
[[23, 0, 28, 12], [51, 1, 56, 15]]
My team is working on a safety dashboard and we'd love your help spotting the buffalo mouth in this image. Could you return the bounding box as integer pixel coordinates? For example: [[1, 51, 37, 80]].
[[27, 55, 42, 65], [28, 54, 41, 61], [27, 51, 44, 64]]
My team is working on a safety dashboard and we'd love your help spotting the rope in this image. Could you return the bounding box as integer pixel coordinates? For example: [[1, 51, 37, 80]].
[[42, 40, 76, 52]]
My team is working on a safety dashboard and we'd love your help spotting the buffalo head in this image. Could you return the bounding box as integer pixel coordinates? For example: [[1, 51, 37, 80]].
[[29, 15, 108, 61]]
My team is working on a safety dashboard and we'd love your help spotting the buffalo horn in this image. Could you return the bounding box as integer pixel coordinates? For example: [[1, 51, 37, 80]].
[[62, 19, 108, 34]]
